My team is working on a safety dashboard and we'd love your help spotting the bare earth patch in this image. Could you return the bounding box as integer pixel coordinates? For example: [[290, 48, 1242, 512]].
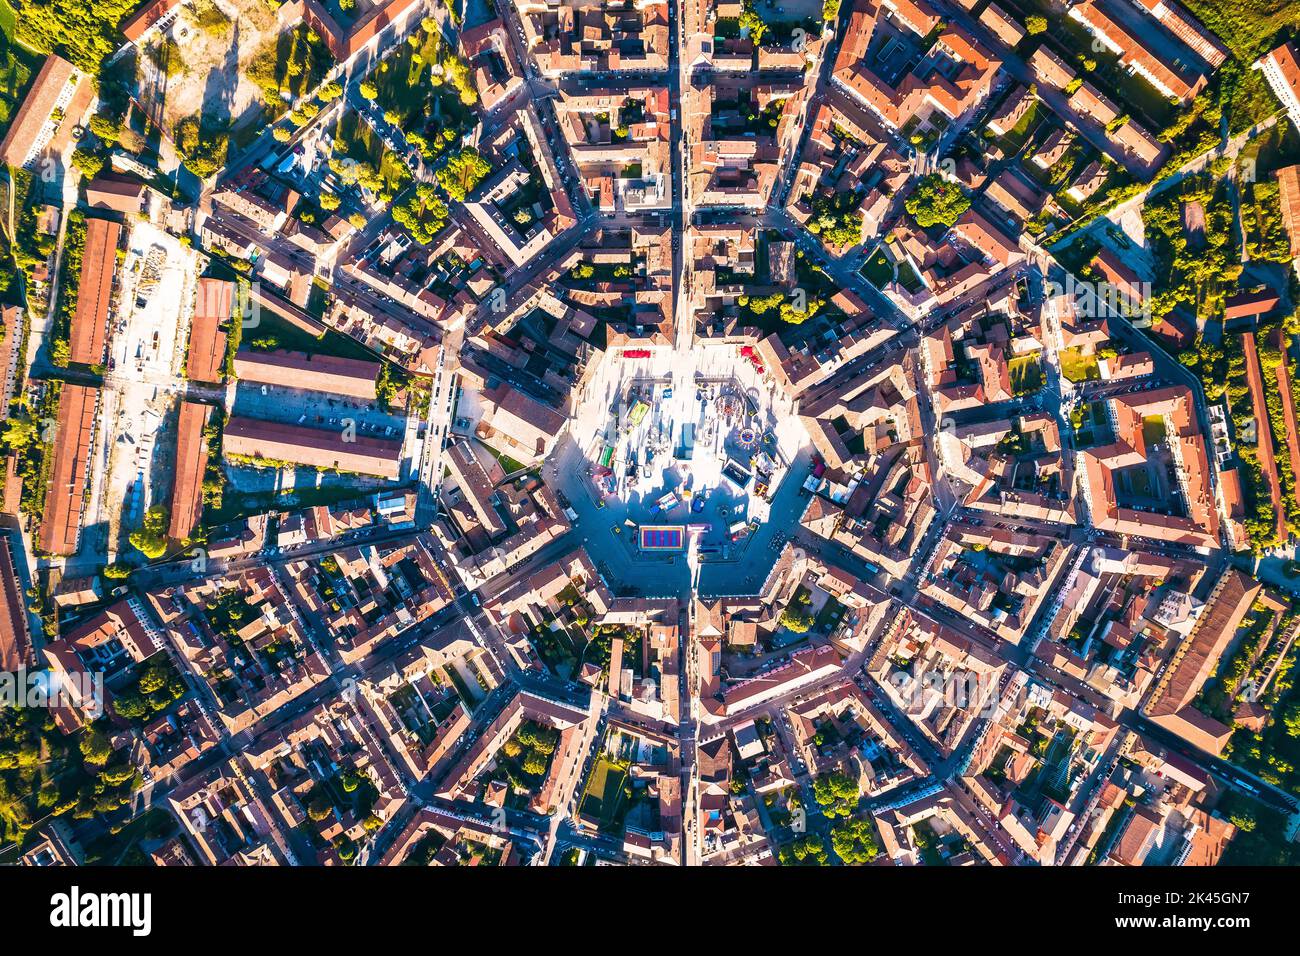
[[137, 0, 286, 136]]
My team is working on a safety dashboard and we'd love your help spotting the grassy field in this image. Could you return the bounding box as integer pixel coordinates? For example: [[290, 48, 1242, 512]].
[[244, 309, 377, 363], [1009, 353, 1044, 395], [578, 756, 629, 832], [1142, 414, 1167, 446], [0, 7, 37, 142], [334, 110, 412, 198], [860, 248, 893, 288], [367, 23, 475, 159], [1059, 347, 1100, 383], [202, 480, 367, 530], [1180, 0, 1300, 60], [481, 442, 528, 476]]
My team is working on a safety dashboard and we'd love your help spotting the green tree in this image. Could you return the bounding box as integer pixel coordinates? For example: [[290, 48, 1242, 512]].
[[904, 174, 971, 228], [88, 114, 122, 144], [308, 792, 333, 821], [0, 411, 39, 454], [138, 667, 167, 695], [522, 750, 548, 775], [436, 149, 491, 202], [70, 148, 105, 181], [779, 835, 829, 865], [79, 727, 113, 766], [112, 693, 148, 720], [128, 505, 170, 560], [738, 0, 768, 44], [831, 817, 880, 864], [15, 0, 140, 72], [1229, 810, 1256, 833], [813, 771, 859, 818], [779, 605, 813, 632], [1283, 705, 1300, 738]]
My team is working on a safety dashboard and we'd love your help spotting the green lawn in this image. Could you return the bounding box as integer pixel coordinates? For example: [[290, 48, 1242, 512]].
[[895, 257, 924, 293], [578, 756, 629, 832], [366, 23, 476, 158], [813, 597, 847, 635], [860, 249, 894, 288], [0, 17, 37, 142], [481, 442, 528, 475], [1059, 347, 1100, 382], [243, 309, 376, 363], [333, 111, 412, 198], [987, 99, 1040, 157], [1009, 352, 1044, 395], [202, 480, 367, 530], [1179, 0, 1300, 59], [1142, 414, 1167, 446]]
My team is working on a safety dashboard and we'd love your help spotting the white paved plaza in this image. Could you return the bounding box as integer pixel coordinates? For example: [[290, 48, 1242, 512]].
[[566, 340, 808, 541]]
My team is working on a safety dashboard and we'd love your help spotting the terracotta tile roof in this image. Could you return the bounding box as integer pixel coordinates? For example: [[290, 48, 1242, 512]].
[[168, 401, 212, 541], [38, 384, 99, 556], [187, 277, 232, 384], [69, 217, 122, 367], [233, 349, 380, 400], [121, 0, 183, 42], [223, 416, 404, 480], [0, 54, 78, 168], [0, 533, 32, 670]]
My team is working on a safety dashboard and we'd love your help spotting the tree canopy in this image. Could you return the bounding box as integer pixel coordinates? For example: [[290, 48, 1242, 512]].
[[128, 505, 170, 560], [437, 149, 492, 202], [904, 174, 971, 229], [831, 817, 880, 864], [812, 771, 860, 818], [14, 0, 138, 73]]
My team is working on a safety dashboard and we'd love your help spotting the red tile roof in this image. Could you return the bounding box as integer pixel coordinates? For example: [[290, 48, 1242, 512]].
[[169, 401, 212, 541], [38, 384, 99, 556], [223, 416, 404, 480], [0, 533, 32, 670], [69, 217, 122, 367], [188, 277, 232, 384], [232, 349, 380, 400], [0, 54, 78, 168]]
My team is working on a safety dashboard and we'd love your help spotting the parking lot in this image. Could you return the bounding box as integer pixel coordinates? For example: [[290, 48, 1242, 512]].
[[228, 377, 419, 484], [231, 380, 409, 440]]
